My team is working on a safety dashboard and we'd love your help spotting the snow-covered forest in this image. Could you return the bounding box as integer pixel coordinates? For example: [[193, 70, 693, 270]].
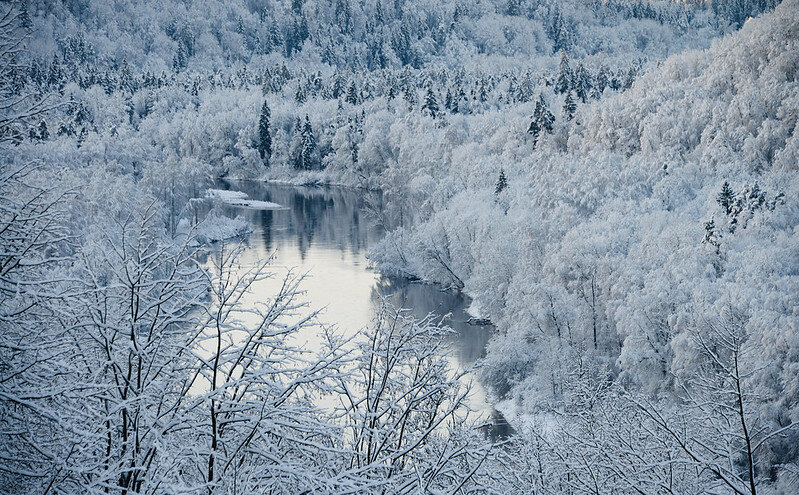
[[2, 0, 798, 492]]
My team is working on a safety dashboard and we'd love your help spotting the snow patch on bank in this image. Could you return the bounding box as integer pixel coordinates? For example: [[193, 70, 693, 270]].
[[465, 299, 483, 320], [205, 188, 286, 210], [177, 212, 252, 245]]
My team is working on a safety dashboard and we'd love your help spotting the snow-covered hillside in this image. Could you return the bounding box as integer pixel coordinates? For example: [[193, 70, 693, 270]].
[[369, 2, 799, 490]]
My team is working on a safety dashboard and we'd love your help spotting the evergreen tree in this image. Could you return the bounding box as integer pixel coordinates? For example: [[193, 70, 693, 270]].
[[556, 51, 571, 94], [345, 82, 359, 105], [48, 55, 63, 87], [257, 101, 272, 163], [536, 94, 555, 133], [529, 94, 554, 148], [573, 63, 591, 102], [297, 116, 318, 170], [717, 181, 735, 215], [270, 22, 284, 50], [563, 91, 576, 120], [38, 120, 49, 141], [478, 83, 488, 103], [623, 65, 637, 89], [593, 64, 609, 98], [506, 75, 518, 103], [549, 7, 571, 53], [403, 83, 417, 107], [703, 218, 720, 250], [330, 74, 345, 99], [172, 43, 187, 72], [76, 126, 87, 148], [527, 118, 541, 147], [495, 169, 508, 195], [422, 88, 439, 118]]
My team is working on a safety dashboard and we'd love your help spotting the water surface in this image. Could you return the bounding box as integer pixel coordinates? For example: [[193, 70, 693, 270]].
[[210, 180, 511, 438]]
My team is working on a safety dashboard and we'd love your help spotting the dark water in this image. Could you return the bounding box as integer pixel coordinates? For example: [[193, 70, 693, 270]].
[[210, 179, 512, 439]]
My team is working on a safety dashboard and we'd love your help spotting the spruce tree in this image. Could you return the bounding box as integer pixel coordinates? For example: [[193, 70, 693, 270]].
[[556, 51, 571, 94], [549, 8, 571, 53], [717, 181, 735, 215], [536, 94, 555, 133], [623, 65, 637, 90], [563, 91, 576, 121], [38, 120, 49, 141], [703, 218, 720, 250], [422, 88, 439, 118], [527, 118, 541, 147], [295, 84, 307, 103], [478, 83, 488, 103], [495, 169, 508, 195], [573, 63, 591, 102], [529, 94, 554, 148], [257, 101, 272, 163], [345, 82, 359, 105], [300, 116, 317, 170], [593, 64, 609, 98]]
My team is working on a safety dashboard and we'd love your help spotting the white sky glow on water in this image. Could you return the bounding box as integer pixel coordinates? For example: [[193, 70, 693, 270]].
[[197, 181, 508, 434]]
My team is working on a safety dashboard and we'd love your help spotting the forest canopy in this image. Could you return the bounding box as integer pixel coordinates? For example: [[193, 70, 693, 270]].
[[2, 0, 798, 493]]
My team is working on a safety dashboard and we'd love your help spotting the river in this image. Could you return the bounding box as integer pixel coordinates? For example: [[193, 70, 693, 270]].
[[208, 179, 511, 439]]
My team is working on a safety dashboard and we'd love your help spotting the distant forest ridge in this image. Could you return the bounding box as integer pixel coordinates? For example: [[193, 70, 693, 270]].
[[24, 0, 778, 73]]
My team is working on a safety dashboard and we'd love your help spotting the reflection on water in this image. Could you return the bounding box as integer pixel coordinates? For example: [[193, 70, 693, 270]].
[[210, 179, 512, 439]]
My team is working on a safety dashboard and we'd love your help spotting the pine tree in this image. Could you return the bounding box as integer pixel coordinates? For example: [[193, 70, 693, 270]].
[[703, 218, 720, 250], [38, 120, 49, 141], [623, 65, 637, 90], [717, 181, 735, 215], [556, 51, 571, 94], [536, 94, 555, 133], [172, 43, 187, 72], [257, 101, 272, 163], [422, 88, 439, 118], [593, 64, 609, 98], [506, 75, 518, 103], [270, 22, 284, 51], [529, 94, 554, 148], [299, 116, 317, 170], [345, 82, 359, 105], [563, 91, 576, 120], [76, 126, 87, 148], [295, 84, 307, 103], [495, 169, 508, 195], [527, 118, 541, 147], [573, 63, 591, 102], [445, 88, 453, 111], [478, 83, 488, 103], [549, 7, 571, 53]]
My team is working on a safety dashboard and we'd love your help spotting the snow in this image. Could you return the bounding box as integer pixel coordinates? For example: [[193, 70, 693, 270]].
[[176, 213, 253, 244], [465, 299, 483, 320], [205, 188, 286, 210]]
